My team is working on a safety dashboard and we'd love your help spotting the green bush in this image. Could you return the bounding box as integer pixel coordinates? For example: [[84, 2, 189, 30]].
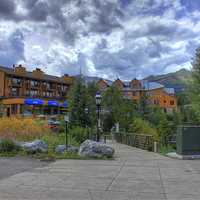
[[159, 145, 175, 155], [0, 139, 20, 152], [129, 117, 159, 140], [70, 127, 88, 144]]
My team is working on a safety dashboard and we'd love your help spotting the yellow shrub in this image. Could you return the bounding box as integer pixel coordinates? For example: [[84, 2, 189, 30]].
[[0, 117, 51, 141]]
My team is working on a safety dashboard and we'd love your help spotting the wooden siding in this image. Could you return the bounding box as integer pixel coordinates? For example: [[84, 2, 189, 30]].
[[97, 79, 109, 91], [113, 79, 124, 89], [0, 71, 5, 97]]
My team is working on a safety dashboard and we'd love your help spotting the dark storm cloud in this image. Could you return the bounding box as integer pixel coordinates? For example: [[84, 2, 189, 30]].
[[0, 30, 25, 66], [0, 0, 49, 22], [0, 0, 16, 20], [27, 1, 49, 22], [90, 0, 123, 33]]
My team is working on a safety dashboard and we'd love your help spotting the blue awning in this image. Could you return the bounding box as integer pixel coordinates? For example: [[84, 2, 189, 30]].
[[61, 101, 68, 108], [48, 100, 59, 106], [24, 99, 44, 106]]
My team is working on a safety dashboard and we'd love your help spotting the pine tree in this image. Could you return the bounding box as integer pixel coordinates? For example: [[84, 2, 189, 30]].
[[86, 82, 98, 128], [191, 47, 200, 121], [68, 77, 88, 127], [138, 91, 149, 120]]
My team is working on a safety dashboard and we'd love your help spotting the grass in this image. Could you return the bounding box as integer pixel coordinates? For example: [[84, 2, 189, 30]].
[[0, 150, 114, 161], [40, 132, 79, 152], [0, 117, 114, 160], [159, 145, 176, 155], [0, 132, 114, 160], [0, 117, 50, 141]]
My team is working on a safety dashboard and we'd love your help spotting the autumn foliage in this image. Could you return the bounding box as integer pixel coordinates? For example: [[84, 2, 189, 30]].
[[0, 117, 51, 141]]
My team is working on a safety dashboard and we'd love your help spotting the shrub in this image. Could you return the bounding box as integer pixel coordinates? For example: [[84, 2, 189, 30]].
[[0, 139, 19, 152], [129, 117, 159, 140], [41, 133, 79, 153], [0, 117, 51, 141], [70, 127, 88, 144]]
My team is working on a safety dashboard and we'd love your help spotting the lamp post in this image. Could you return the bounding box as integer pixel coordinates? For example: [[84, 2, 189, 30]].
[[84, 107, 89, 139], [64, 112, 69, 151], [95, 92, 102, 142]]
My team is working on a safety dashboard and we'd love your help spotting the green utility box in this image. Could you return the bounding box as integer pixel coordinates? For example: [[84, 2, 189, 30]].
[[177, 126, 200, 155]]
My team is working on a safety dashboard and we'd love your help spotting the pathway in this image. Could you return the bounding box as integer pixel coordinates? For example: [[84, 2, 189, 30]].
[[0, 142, 200, 199]]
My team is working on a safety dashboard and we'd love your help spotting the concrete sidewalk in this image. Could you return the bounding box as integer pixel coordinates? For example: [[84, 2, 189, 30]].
[[0, 142, 200, 199]]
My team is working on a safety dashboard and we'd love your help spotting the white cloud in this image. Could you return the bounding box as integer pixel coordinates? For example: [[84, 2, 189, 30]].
[[0, 0, 199, 80]]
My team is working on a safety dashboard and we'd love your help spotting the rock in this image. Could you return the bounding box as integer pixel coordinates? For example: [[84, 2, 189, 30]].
[[79, 140, 114, 158], [19, 140, 48, 154], [55, 145, 79, 154]]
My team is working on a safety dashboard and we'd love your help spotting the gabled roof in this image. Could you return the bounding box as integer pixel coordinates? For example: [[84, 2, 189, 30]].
[[0, 65, 72, 83], [97, 78, 109, 86], [113, 78, 125, 86]]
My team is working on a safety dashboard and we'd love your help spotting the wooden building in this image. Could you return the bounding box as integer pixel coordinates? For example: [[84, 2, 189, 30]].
[[0, 65, 74, 117], [97, 78, 177, 113]]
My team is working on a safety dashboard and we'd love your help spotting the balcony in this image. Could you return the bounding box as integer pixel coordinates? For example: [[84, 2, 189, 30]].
[[8, 79, 22, 87]]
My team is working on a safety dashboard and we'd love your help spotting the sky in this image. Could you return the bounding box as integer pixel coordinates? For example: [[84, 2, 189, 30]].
[[0, 0, 199, 80]]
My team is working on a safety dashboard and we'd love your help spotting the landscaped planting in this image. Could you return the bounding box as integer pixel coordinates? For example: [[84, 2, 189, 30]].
[[0, 117, 114, 160], [0, 117, 50, 141]]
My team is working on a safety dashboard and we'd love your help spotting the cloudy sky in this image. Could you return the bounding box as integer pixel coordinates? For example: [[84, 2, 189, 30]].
[[0, 0, 199, 80]]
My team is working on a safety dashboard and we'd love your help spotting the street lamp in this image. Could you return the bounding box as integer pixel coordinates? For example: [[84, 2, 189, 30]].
[[95, 92, 102, 142], [84, 107, 89, 139], [64, 112, 70, 151]]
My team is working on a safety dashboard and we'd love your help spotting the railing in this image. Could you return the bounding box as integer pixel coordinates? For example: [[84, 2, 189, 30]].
[[114, 133, 154, 151]]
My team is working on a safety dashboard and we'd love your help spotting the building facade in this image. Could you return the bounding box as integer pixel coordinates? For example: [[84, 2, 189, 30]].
[[0, 65, 74, 117], [97, 78, 177, 112]]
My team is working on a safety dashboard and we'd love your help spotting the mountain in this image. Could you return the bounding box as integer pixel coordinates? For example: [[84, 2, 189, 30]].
[[76, 68, 192, 93], [143, 69, 192, 93], [75, 75, 113, 85]]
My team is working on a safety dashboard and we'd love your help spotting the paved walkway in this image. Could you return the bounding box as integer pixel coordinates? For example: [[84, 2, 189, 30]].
[[0, 142, 200, 199]]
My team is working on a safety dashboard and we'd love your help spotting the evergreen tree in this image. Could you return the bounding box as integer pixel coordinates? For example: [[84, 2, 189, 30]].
[[102, 86, 137, 131], [138, 91, 149, 119], [191, 47, 200, 121], [102, 86, 124, 131], [68, 77, 88, 127], [86, 82, 98, 128]]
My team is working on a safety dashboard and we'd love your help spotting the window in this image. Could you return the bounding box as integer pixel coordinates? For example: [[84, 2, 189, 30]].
[[12, 78, 21, 85], [30, 90, 38, 97], [26, 90, 30, 96], [11, 105, 18, 114], [154, 99, 159, 105], [46, 83, 50, 90], [170, 100, 174, 105], [11, 87, 19, 96], [30, 80, 39, 87], [132, 91, 139, 96], [46, 91, 53, 97], [61, 85, 68, 91], [50, 83, 55, 89]]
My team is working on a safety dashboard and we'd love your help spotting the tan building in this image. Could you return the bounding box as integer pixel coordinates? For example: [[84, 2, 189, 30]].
[[0, 65, 74, 117], [97, 78, 177, 112]]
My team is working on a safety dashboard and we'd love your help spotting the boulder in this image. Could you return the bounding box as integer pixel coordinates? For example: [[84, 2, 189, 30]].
[[19, 140, 48, 154], [79, 140, 114, 158], [55, 145, 79, 154]]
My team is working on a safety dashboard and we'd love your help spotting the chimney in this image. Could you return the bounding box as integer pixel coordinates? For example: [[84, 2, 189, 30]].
[[32, 67, 44, 77], [14, 64, 26, 75], [61, 74, 74, 84]]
